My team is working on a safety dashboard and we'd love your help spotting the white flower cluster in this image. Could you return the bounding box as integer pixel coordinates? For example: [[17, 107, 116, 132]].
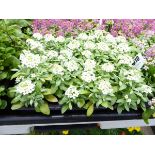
[[84, 41, 96, 50], [60, 49, 73, 59], [65, 85, 79, 99], [16, 79, 35, 95], [46, 50, 58, 59], [105, 34, 116, 44], [78, 33, 88, 40], [26, 39, 43, 50], [56, 36, 65, 42], [101, 63, 115, 72], [118, 54, 133, 66], [116, 36, 127, 43], [52, 64, 64, 75], [81, 71, 96, 83], [117, 43, 130, 53], [68, 40, 80, 49], [83, 59, 96, 71], [82, 50, 92, 58], [98, 80, 113, 95], [64, 60, 79, 72], [20, 50, 41, 68], [124, 69, 142, 82], [33, 33, 43, 40], [97, 42, 110, 51], [138, 85, 152, 94], [44, 34, 56, 42]]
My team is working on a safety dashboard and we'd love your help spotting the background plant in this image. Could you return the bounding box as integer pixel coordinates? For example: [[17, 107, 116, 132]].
[[0, 19, 32, 109], [32, 19, 101, 37]]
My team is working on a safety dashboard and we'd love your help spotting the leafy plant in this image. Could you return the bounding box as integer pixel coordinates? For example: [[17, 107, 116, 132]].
[[0, 19, 31, 109], [10, 30, 153, 115]]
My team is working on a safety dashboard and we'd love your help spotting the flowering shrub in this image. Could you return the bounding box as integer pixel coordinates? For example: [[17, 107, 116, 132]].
[[32, 19, 100, 37], [9, 30, 154, 116]]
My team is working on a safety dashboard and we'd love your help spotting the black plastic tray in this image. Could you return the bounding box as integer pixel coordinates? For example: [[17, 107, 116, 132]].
[[0, 104, 143, 126]]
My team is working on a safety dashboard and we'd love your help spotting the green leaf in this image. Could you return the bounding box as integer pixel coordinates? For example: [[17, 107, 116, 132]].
[[119, 84, 127, 91], [142, 109, 155, 124], [11, 102, 23, 110], [45, 95, 58, 102], [59, 97, 68, 105], [0, 100, 7, 109], [61, 104, 69, 114], [80, 89, 90, 95], [117, 106, 123, 114], [42, 89, 53, 95], [11, 72, 21, 80], [40, 103, 50, 115], [0, 72, 8, 80], [77, 99, 85, 108], [87, 104, 94, 116], [101, 101, 109, 108], [11, 95, 21, 104]]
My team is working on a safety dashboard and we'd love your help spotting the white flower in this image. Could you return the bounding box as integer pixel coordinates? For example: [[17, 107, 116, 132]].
[[116, 36, 127, 43], [124, 95, 129, 99], [44, 34, 56, 42], [138, 85, 152, 94], [33, 33, 43, 40], [60, 49, 73, 59], [65, 86, 79, 99], [117, 43, 130, 53], [58, 55, 67, 62], [47, 50, 58, 59], [41, 55, 48, 62], [94, 30, 103, 37], [64, 60, 79, 72], [81, 71, 96, 83], [67, 40, 80, 49], [84, 41, 96, 49], [26, 39, 43, 50], [84, 59, 96, 71], [20, 50, 41, 68], [31, 74, 36, 78], [118, 54, 133, 66], [123, 69, 142, 82], [16, 80, 35, 95], [78, 33, 88, 40], [101, 63, 115, 72], [143, 66, 149, 70], [52, 64, 64, 75], [105, 34, 116, 44], [56, 36, 65, 42], [82, 50, 92, 58], [97, 42, 110, 51], [87, 35, 96, 40], [15, 76, 24, 83], [98, 80, 113, 95]]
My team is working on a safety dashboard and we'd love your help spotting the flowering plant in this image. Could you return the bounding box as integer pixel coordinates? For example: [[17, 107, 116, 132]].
[[32, 19, 100, 37], [9, 30, 153, 116], [102, 19, 155, 38]]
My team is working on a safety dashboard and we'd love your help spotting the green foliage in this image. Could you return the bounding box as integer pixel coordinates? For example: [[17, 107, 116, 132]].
[[0, 19, 31, 109]]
